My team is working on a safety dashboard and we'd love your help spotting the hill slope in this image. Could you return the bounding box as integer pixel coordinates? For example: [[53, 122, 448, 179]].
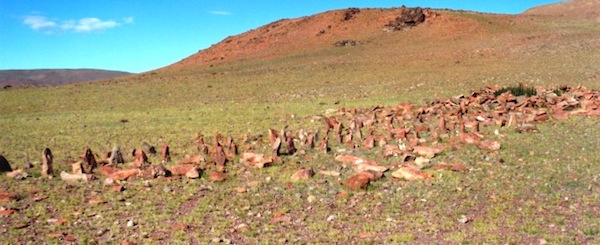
[[524, 0, 600, 20], [164, 3, 600, 76], [0, 69, 133, 88], [168, 7, 440, 68]]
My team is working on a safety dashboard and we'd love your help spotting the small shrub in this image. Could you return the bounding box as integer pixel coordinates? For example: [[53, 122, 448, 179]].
[[493, 83, 537, 97]]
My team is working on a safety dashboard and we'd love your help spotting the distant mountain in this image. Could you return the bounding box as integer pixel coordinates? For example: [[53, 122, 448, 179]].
[[0, 69, 133, 88]]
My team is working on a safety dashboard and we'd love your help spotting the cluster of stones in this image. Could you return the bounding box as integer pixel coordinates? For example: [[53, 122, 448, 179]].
[[385, 6, 435, 31], [327, 85, 600, 189], [1, 85, 598, 191]]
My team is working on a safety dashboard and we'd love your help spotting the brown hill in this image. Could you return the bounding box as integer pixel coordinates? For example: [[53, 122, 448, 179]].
[[152, 4, 599, 96], [523, 0, 600, 20], [0, 69, 133, 88], [168, 7, 445, 68], [164, 5, 569, 71]]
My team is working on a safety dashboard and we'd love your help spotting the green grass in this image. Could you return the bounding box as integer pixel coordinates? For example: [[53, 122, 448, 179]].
[[494, 83, 538, 97]]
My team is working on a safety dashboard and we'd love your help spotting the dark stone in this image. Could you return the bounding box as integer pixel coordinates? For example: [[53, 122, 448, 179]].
[[0, 155, 12, 172], [344, 8, 361, 21], [386, 7, 427, 31], [334, 40, 360, 47]]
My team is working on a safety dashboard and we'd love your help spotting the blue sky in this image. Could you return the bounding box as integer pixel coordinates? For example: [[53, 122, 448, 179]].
[[0, 0, 562, 73]]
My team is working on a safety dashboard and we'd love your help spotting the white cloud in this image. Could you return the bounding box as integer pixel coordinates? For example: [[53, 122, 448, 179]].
[[208, 11, 232, 16], [23, 14, 131, 33], [23, 15, 56, 30], [71, 18, 119, 32], [124, 17, 134, 24]]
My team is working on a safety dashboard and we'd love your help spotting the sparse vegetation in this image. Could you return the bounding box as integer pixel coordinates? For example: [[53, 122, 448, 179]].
[[494, 83, 537, 97], [1, 6, 600, 245]]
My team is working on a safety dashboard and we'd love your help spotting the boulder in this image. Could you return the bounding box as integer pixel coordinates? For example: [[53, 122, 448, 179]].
[[386, 7, 427, 30]]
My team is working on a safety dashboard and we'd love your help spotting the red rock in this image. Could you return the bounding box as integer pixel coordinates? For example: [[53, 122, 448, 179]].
[[464, 120, 480, 132], [317, 135, 330, 153], [167, 164, 197, 176], [240, 152, 272, 168], [552, 108, 570, 120], [60, 171, 95, 182], [438, 116, 447, 133], [336, 190, 348, 198], [361, 170, 384, 181], [588, 109, 600, 116], [458, 132, 482, 145], [209, 171, 228, 182], [0, 190, 18, 204], [185, 168, 201, 179], [133, 149, 149, 167], [344, 172, 373, 190], [64, 235, 77, 242], [88, 198, 106, 204], [335, 155, 388, 173], [108, 169, 141, 181], [98, 164, 119, 176], [534, 112, 549, 122], [213, 145, 227, 168], [161, 144, 171, 162], [383, 144, 403, 157], [391, 166, 431, 181], [0, 209, 16, 216], [81, 148, 97, 174], [269, 128, 282, 156], [270, 215, 291, 224], [363, 135, 375, 149], [5, 169, 27, 179], [412, 145, 445, 158], [478, 140, 501, 151], [391, 127, 410, 140], [290, 167, 315, 181]]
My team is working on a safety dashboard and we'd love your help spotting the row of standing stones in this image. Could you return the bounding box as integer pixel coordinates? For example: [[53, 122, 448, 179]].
[[1, 85, 599, 190]]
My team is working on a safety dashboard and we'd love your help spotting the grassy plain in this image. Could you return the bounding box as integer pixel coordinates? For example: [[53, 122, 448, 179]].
[[1, 11, 599, 243]]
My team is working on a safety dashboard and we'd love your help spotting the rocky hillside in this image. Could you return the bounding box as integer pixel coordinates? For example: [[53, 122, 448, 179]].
[[169, 7, 438, 68]]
